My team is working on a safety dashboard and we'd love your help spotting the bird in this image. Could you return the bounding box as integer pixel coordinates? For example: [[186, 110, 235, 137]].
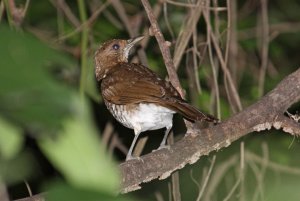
[[94, 36, 218, 160]]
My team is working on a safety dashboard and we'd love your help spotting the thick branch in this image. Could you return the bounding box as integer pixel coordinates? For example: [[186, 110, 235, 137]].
[[120, 68, 300, 193]]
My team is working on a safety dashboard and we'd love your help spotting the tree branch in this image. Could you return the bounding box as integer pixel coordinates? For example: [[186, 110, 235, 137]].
[[120, 68, 300, 193]]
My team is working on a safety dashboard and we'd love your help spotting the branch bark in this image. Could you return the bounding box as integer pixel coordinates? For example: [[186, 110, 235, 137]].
[[120, 68, 300, 193]]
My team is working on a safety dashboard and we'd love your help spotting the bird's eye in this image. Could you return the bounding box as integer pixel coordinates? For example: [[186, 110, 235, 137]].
[[112, 44, 120, 50]]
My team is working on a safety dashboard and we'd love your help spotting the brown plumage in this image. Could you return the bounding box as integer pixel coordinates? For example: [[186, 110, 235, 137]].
[[94, 36, 218, 160]]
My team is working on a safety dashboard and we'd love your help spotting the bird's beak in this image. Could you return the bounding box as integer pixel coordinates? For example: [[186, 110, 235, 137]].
[[127, 36, 144, 46], [122, 36, 144, 61], [125, 36, 144, 51]]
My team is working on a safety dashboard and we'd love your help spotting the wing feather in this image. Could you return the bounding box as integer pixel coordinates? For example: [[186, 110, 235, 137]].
[[101, 63, 175, 104]]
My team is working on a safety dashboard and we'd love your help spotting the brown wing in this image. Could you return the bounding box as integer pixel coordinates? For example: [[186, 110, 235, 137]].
[[101, 63, 218, 123], [101, 63, 181, 104]]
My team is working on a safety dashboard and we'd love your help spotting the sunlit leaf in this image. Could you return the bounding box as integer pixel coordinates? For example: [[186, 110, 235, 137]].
[[0, 152, 34, 184], [0, 116, 23, 160], [39, 96, 119, 193]]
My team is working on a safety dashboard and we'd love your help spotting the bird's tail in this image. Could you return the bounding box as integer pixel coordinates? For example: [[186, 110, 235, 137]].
[[172, 101, 219, 123]]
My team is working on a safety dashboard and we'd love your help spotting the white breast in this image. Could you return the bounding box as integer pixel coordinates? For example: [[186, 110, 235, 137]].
[[105, 102, 175, 134]]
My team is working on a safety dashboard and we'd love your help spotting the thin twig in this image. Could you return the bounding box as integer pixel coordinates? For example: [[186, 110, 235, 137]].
[[246, 150, 300, 175], [204, 155, 238, 201], [192, 28, 202, 95], [49, 0, 80, 27], [58, 0, 111, 41], [166, 0, 227, 11], [173, 1, 202, 71], [203, 9, 242, 112], [102, 121, 114, 148], [155, 191, 165, 201], [204, 1, 221, 119], [224, 0, 238, 82], [0, 1, 4, 22], [109, 133, 128, 156], [251, 143, 268, 201], [169, 132, 181, 201], [24, 181, 33, 197], [163, 2, 175, 42], [222, 177, 241, 201], [141, 0, 183, 96], [239, 22, 300, 40], [258, 0, 269, 97], [239, 141, 245, 201], [196, 155, 216, 201]]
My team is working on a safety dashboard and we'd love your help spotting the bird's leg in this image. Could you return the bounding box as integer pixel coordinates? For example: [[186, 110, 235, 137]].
[[158, 125, 172, 150], [126, 132, 141, 161]]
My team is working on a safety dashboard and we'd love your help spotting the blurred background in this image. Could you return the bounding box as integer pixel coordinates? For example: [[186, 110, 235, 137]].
[[0, 0, 300, 200]]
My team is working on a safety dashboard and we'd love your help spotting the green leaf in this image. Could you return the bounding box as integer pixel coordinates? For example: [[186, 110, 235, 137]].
[[38, 96, 119, 193], [0, 152, 34, 184], [0, 116, 23, 160], [0, 25, 75, 132]]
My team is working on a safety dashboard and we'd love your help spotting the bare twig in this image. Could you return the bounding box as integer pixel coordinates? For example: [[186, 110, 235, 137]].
[[204, 0, 221, 119], [0, 1, 5, 22], [166, 0, 227, 11], [24, 181, 33, 197], [102, 121, 114, 148], [246, 150, 300, 175], [239, 22, 300, 40], [251, 143, 268, 201], [141, 0, 183, 96], [258, 0, 269, 97], [49, 0, 80, 27], [6, 0, 30, 27], [173, 1, 203, 71], [203, 8, 242, 112], [222, 176, 241, 201], [132, 136, 148, 157], [225, 0, 238, 83], [204, 155, 238, 201], [58, 0, 111, 41], [196, 155, 216, 201], [169, 133, 181, 201], [109, 132, 128, 156], [163, 2, 175, 42], [239, 141, 245, 201]]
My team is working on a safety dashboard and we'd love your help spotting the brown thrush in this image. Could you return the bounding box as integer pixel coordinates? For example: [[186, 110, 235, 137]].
[[94, 36, 218, 160]]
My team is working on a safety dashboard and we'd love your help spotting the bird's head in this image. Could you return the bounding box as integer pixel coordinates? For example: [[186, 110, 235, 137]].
[[94, 36, 144, 80]]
